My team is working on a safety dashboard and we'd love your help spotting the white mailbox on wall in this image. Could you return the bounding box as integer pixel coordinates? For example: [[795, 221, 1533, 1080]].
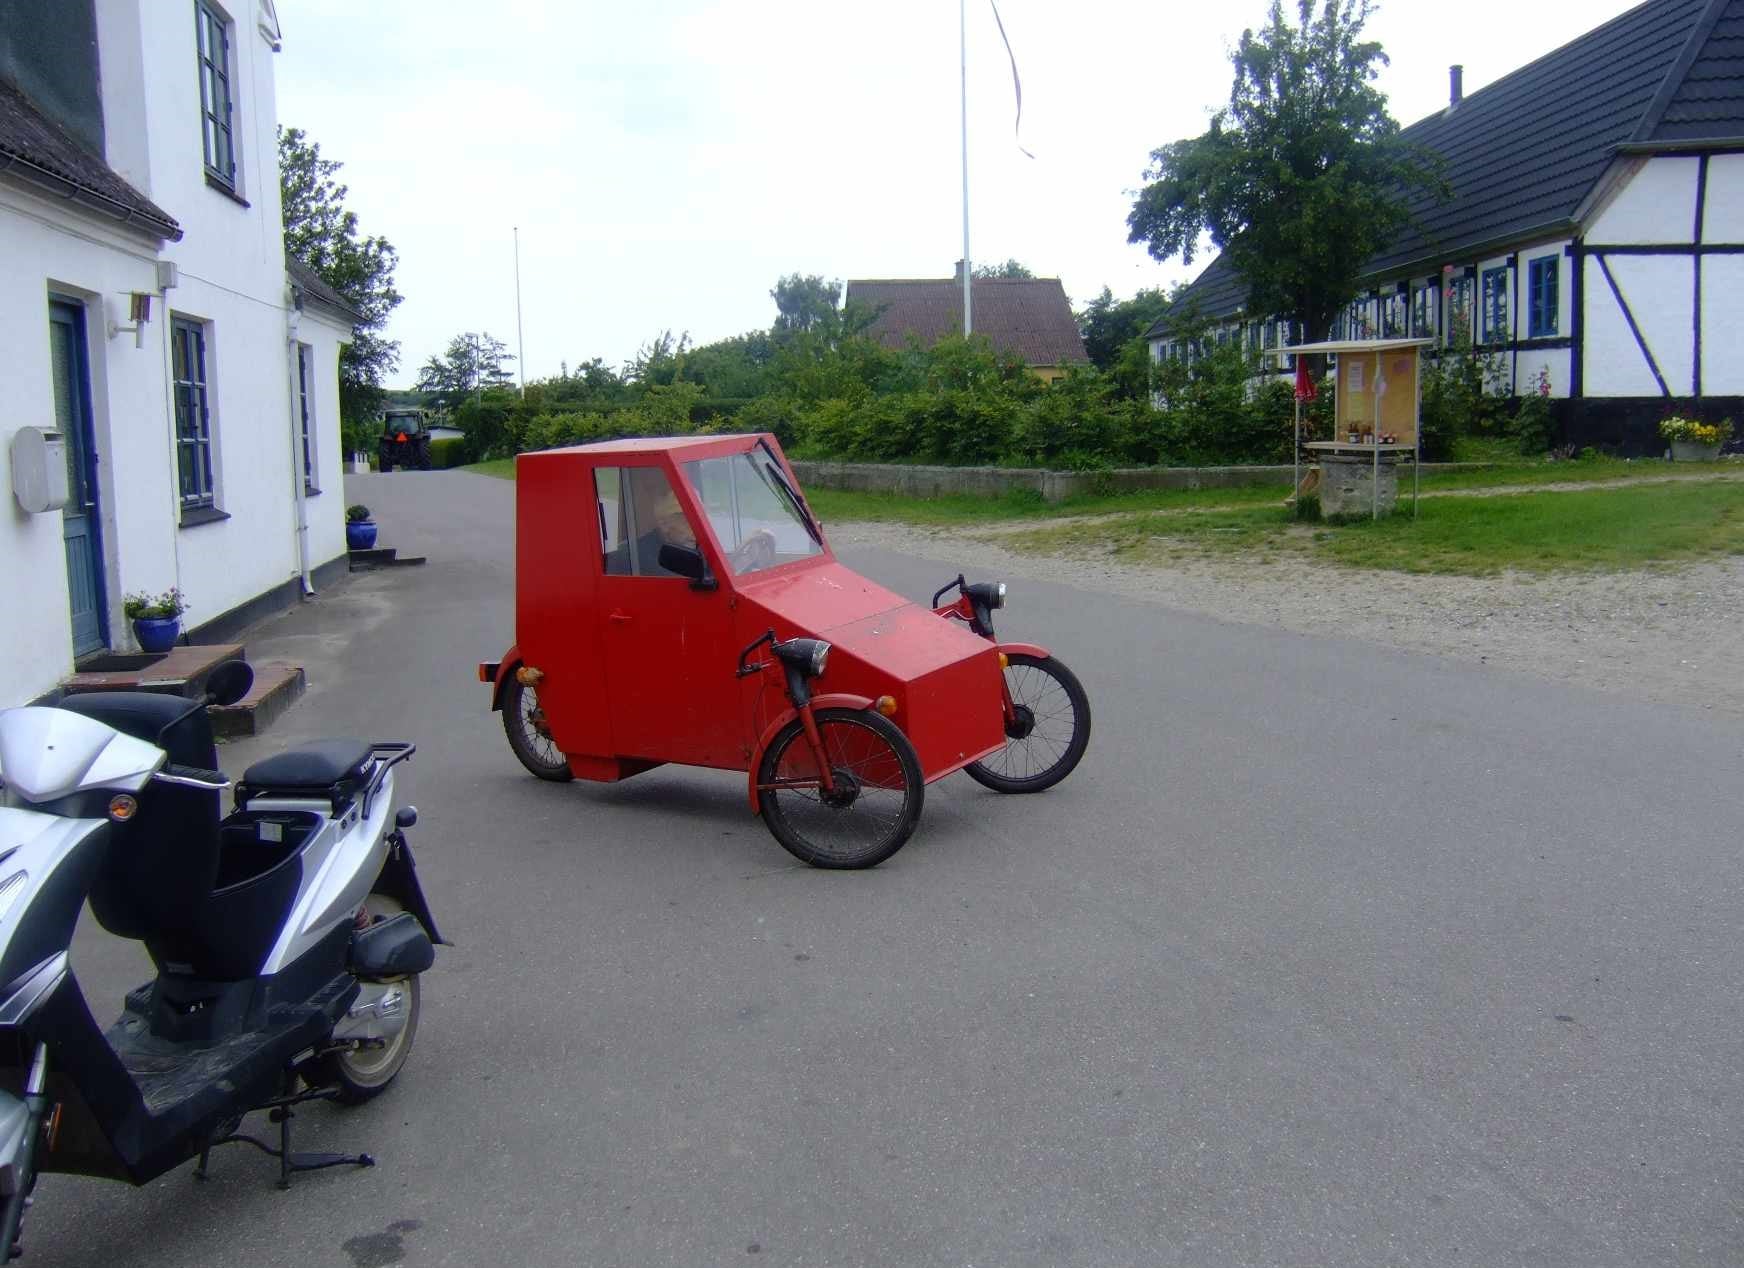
[[10, 427, 70, 514]]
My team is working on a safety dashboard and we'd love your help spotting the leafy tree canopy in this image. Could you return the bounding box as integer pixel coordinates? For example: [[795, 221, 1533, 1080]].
[[278, 127, 402, 424], [1125, 0, 1442, 341], [771, 274, 842, 339], [1076, 286, 1174, 371], [415, 332, 514, 413], [972, 258, 1034, 280]]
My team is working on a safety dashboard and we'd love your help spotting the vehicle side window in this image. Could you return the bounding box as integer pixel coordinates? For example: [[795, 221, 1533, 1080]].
[[594, 465, 695, 578]]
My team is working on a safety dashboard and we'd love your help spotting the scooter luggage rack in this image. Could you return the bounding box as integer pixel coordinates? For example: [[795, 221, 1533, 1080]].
[[194, 1067, 375, 1190]]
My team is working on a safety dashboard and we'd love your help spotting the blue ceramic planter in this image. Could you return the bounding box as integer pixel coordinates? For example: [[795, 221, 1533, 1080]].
[[133, 616, 181, 654], [347, 520, 378, 549]]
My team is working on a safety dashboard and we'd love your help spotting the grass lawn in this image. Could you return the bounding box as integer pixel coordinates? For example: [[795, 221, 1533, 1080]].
[[1006, 480, 1744, 575], [464, 458, 518, 479]]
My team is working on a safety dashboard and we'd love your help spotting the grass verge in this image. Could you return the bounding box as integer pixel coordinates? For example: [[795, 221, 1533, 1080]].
[[1004, 480, 1744, 575]]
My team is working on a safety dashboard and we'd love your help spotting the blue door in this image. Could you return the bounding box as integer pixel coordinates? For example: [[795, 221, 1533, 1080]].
[[49, 301, 107, 658]]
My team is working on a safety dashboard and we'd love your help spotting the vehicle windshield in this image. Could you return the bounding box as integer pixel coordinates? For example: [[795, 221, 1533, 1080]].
[[682, 444, 824, 576]]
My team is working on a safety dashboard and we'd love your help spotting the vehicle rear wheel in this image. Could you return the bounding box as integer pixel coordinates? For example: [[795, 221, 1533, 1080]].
[[311, 896, 421, 1105], [757, 708, 923, 869], [415, 446, 432, 471], [502, 677, 573, 781], [964, 653, 1090, 793]]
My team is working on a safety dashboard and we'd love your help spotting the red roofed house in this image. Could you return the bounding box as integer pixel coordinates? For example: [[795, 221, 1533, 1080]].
[[846, 263, 1091, 382]]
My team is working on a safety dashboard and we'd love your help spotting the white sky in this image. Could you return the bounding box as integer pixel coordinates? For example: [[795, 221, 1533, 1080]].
[[274, 0, 1646, 385]]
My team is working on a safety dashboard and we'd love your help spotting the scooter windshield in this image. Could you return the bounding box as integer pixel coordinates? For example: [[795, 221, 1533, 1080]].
[[682, 445, 824, 575]]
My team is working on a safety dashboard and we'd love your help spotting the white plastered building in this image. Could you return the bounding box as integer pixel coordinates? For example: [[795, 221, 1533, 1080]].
[[1, 0, 355, 705]]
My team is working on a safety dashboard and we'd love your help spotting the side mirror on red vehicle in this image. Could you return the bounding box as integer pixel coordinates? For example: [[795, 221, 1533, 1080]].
[[658, 543, 717, 591]]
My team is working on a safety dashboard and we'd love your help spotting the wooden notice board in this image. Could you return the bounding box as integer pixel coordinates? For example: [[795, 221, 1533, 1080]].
[[1336, 349, 1420, 443]]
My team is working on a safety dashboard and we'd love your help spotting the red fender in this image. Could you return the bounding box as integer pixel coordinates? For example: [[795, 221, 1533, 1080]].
[[746, 692, 875, 813], [479, 644, 521, 711], [995, 640, 1051, 661]]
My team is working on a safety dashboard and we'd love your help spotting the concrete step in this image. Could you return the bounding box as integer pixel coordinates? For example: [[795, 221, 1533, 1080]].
[[63, 643, 246, 700], [349, 546, 428, 571], [208, 661, 306, 738]]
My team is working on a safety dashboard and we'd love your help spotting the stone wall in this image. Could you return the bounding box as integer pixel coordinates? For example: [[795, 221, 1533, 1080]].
[[792, 459, 1484, 504]]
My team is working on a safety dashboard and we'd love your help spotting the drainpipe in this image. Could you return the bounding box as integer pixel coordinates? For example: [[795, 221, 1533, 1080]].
[[285, 296, 314, 596]]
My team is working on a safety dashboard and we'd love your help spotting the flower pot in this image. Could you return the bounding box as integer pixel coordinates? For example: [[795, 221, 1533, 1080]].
[[133, 616, 181, 654], [1670, 440, 1721, 462], [346, 520, 378, 549]]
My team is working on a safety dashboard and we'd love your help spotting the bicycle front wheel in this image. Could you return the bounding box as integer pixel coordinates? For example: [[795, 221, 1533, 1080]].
[[964, 653, 1090, 793], [757, 708, 924, 869]]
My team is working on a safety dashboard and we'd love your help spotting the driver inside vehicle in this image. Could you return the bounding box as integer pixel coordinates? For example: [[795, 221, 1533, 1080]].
[[614, 470, 775, 577]]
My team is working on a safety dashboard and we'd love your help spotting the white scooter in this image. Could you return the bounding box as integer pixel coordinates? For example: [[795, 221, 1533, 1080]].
[[0, 663, 442, 1258]]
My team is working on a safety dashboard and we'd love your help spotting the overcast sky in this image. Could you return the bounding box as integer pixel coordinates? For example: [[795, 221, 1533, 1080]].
[[275, 0, 1645, 386]]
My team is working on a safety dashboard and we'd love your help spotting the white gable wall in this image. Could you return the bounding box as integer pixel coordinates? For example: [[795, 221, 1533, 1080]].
[[1586, 155, 1701, 244], [1704, 155, 1744, 241]]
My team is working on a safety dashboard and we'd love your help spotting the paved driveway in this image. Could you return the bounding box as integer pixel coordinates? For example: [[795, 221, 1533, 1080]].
[[29, 470, 1744, 1267]]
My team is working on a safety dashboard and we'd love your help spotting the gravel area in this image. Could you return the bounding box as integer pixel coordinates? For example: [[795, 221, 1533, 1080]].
[[831, 517, 1744, 716]]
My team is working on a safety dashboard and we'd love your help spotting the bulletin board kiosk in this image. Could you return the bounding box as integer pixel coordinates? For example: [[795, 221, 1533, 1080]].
[[1276, 338, 1432, 520]]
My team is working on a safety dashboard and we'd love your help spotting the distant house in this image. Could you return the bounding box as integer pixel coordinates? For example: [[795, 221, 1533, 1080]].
[[1, 0, 356, 706], [1147, 0, 1744, 452], [846, 264, 1091, 381]]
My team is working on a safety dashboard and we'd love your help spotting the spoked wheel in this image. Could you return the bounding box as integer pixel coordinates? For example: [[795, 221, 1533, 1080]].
[[757, 708, 924, 869], [965, 653, 1091, 794], [311, 896, 423, 1105], [502, 677, 573, 781]]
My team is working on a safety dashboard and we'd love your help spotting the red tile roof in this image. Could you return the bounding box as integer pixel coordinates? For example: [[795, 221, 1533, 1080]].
[[846, 277, 1090, 367]]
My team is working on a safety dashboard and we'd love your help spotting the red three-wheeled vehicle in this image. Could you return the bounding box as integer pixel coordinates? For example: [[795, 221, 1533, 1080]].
[[478, 434, 1089, 867]]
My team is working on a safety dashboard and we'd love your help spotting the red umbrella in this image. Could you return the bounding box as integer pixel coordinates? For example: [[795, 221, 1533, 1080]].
[[1293, 356, 1318, 402]]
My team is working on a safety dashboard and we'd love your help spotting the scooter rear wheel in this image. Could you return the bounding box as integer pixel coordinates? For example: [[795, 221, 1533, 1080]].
[[757, 708, 924, 869], [312, 896, 422, 1105], [502, 678, 574, 781]]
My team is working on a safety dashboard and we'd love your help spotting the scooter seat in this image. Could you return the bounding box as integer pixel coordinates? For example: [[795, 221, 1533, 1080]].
[[241, 739, 374, 791]]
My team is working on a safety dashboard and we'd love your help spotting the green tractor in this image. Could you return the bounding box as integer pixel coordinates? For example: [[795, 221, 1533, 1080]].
[[378, 407, 433, 472]]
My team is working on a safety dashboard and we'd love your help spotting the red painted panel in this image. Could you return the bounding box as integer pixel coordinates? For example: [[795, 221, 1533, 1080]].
[[514, 449, 614, 759]]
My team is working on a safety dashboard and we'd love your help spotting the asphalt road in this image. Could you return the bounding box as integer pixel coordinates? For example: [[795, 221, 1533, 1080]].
[[28, 470, 1744, 1267]]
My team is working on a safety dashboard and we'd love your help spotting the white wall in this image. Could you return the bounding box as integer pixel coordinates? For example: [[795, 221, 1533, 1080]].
[[1583, 253, 1694, 397], [1704, 155, 1744, 242], [1587, 156, 1701, 244], [1703, 256, 1744, 395], [0, 183, 167, 705], [131, 0, 306, 630], [296, 307, 352, 568]]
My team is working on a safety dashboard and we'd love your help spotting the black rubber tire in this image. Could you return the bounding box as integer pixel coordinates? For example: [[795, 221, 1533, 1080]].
[[415, 446, 432, 471], [964, 653, 1091, 794], [311, 897, 421, 1105], [502, 677, 573, 781], [757, 708, 924, 869]]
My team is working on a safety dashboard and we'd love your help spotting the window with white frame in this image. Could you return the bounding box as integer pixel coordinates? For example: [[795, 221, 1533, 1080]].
[[1409, 281, 1436, 338], [196, 1, 237, 188], [1527, 256, 1559, 338], [297, 343, 318, 493], [172, 317, 216, 513], [1481, 266, 1509, 344], [1446, 273, 1475, 346]]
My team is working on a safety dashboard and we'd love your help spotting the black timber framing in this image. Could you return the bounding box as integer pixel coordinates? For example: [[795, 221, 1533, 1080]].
[[1693, 154, 1707, 398]]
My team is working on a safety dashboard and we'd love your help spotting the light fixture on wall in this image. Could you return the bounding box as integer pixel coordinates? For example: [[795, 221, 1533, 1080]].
[[107, 292, 153, 348]]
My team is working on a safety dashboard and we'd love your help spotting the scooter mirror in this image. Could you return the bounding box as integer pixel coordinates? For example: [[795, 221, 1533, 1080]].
[[205, 660, 254, 707]]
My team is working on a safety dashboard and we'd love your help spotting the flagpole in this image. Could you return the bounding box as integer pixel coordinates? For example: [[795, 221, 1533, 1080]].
[[513, 226, 526, 395], [960, 0, 971, 336]]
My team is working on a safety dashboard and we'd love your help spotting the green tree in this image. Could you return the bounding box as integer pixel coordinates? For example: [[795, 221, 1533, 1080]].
[[415, 332, 514, 413], [1076, 286, 1173, 371], [971, 258, 1034, 280], [1125, 0, 1442, 342], [770, 274, 842, 338], [278, 127, 402, 425]]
